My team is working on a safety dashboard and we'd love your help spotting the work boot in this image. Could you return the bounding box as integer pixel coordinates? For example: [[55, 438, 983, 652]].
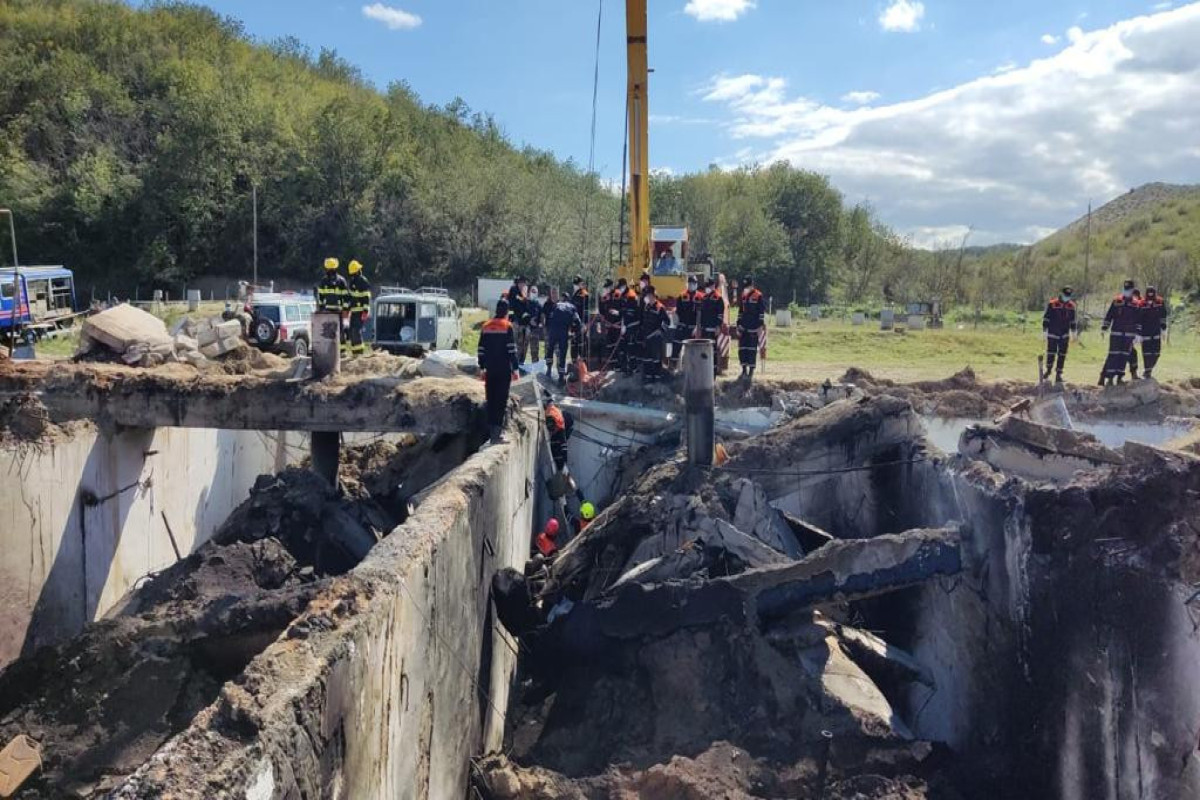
[[1098, 375, 1106, 387], [747, 366, 755, 383], [488, 425, 506, 445], [1055, 373, 1064, 384], [1145, 369, 1154, 380], [1116, 375, 1125, 385], [1130, 368, 1140, 380]]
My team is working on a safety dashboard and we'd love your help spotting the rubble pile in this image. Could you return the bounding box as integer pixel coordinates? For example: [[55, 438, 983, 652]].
[[484, 397, 965, 799], [76, 304, 252, 368], [0, 437, 466, 799]]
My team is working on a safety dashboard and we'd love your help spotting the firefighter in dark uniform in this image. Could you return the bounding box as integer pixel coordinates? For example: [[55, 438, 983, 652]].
[[596, 278, 615, 363], [569, 276, 589, 363], [544, 395, 573, 471], [1099, 280, 1140, 386], [617, 278, 641, 374], [1040, 286, 1076, 384], [640, 285, 670, 382], [505, 276, 531, 365], [698, 278, 725, 376], [346, 260, 371, 358], [736, 276, 765, 383], [672, 276, 700, 364], [477, 299, 520, 443], [1139, 286, 1168, 379], [315, 257, 350, 352], [1126, 289, 1146, 379]]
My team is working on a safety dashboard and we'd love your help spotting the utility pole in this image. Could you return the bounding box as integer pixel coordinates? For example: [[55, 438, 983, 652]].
[[252, 183, 259, 290], [0, 209, 19, 357], [1083, 201, 1091, 310]]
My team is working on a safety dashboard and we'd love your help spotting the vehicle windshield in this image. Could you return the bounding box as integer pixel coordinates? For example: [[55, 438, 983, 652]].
[[252, 305, 280, 323]]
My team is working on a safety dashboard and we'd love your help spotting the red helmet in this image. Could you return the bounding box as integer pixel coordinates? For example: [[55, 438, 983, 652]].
[[544, 518, 560, 537]]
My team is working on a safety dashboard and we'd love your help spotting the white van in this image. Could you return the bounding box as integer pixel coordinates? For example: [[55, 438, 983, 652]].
[[248, 292, 317, 357], [372, 287, 462, 354]]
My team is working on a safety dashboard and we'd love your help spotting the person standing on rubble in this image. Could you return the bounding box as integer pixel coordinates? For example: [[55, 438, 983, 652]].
[[606, 279, 627, 368], [1138, 285, 1168, 379], [345, 260, 371, 359], [569, 276, 590, 364], [672, 276, 700, 365], [478, 299, 520, 444], [618, 278, 641, 374], [596, 278, 615, 363], [526, 284, 545, 363], [545, 288, 581, 384], [505, 276, 531, 365], [1099, 279, 1140, 386], [1041, 286, 1077, 384], [736, 276, 765, 384], [640, 284, 669, 382], [699, 277, 725, 376], [315, 257, 350, 351]]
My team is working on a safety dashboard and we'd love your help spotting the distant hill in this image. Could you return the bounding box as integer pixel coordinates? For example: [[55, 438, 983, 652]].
[[1002, 183, 1200, 307]]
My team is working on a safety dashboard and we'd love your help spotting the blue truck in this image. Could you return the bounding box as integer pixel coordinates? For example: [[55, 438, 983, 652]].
[[0, 266, 77, 340]]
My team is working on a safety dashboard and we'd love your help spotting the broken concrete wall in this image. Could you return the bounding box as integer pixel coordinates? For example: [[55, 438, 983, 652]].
[[0, 426, 301, 666], [112, 408, 541, 800]]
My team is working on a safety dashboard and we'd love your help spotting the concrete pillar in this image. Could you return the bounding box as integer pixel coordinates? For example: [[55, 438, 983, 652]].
[[310, 311, 342, 485], [682, 339, 715, 467], [311, 312, 341, 380]]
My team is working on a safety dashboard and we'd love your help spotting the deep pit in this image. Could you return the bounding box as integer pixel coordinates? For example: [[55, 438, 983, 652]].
[[3, 364, 1200, 799]]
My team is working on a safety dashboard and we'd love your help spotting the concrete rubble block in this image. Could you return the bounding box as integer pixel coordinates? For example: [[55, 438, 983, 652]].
[[173, 334, 199, 352], [960, 416, 1123, 484], [196, 319, 242, 346], [732, 478, 803, 557], [780, 510, 835, 552], [798, 636, 914, 740], [836, 624, 935, 688], [613, 519, 791, 589], [199, 337, 247, 359], [80, 303, 172, 354]]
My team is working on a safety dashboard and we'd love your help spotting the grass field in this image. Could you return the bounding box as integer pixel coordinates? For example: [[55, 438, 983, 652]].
[[461, 310, 1200, 383]]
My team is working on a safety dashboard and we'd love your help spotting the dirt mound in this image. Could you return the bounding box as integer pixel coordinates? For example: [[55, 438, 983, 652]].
[[339, 351, 422, 377]]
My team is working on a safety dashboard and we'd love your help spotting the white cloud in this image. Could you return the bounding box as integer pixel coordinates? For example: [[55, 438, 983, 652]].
[[684, 0, 756, 22], [842, 90, 882, 105], [361, 3, 421, 30], [699, 4, 1200, 244], [993, 61, 1018, 74], [1155, 2, 1174, 9], [1066, 25, 1086, 43], [879, 0, 926, 33], [1041, 33, 1060, 45]]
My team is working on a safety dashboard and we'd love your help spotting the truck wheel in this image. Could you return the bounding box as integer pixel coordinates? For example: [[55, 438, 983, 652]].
[[292, 336, 309, 358], [252, 318, 278, 346]]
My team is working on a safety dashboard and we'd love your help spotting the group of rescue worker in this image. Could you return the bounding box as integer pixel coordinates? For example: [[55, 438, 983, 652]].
[[1040, 279, 1168, 386], [314, 257, 373, 358]]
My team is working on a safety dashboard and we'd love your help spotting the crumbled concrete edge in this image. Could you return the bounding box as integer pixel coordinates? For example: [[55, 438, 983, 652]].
[[111, 408, 540, 800]]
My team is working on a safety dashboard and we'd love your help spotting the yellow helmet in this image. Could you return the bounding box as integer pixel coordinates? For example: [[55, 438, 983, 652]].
[[324, 257, 339, 271], [580, 501, 596, 520], [348, 260, 363, 275]]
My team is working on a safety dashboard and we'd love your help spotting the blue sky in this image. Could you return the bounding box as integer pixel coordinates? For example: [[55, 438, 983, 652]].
[[144, 1, 1200, 245]]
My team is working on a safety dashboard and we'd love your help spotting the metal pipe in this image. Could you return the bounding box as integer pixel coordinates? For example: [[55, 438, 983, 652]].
[[682, 338, 714, 466]]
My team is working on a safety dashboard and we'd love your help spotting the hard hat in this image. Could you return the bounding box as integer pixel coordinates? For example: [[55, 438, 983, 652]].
[[580, 502, 595, 520], [348, 260, 362, 275], [324, 257, 339, 271], [545, 518, 560, 537]]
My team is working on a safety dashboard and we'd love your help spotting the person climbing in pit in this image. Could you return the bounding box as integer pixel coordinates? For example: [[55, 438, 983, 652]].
[[1041, 286, 1077, 384], [477, 299, 520, 444], [1099, 279, 1140, 387]]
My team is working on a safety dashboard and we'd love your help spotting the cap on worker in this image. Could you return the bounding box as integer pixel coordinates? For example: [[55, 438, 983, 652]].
[[1123, 279, 1136, 290], [644, 284, 656, 296], [1147, 285, 1158, 295], [544, 518, 560, 537], [580, 502, 595, 520], [574, 275, 584, 284], [348, 260, 362, 275], [1060, 286, 1073, 296], [517, 275, 528, 285], [603, 278, 614, 288], [324, 257, 339, 271]]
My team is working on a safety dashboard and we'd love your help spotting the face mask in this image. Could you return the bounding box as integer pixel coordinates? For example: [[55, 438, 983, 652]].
[[529, 289, 539, 299], [640, 280, 649, 289], [1123, 289, 1133, 298], [1061, 294, 1071, 302]]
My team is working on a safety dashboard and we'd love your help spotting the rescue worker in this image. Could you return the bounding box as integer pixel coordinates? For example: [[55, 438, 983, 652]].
[[505, 276, 531, 365], [1127, 289, 1146, 379], [315, 257, 349, 314], [618, 278, 641, 374], [535, 518, 561, 558], [570, 276, 589, 363], [640, 284, 670, 382], [594, 278, 614, 363], [1099, 280, 1140, 386], [545, 395, 571, 471], [526, 284, 545, 363], [673, 276, 700, 363], [1041, 286, 1077, 384], [736, 276, 765, 383], [545, 288, 582, 383], [477, 299, 519, 443], [1139, 285, 1168, 379], [346, 260, 371, 358], [698, 278, 726, 376], [605, 279, 626, 367], [579, 501, 596, 531]]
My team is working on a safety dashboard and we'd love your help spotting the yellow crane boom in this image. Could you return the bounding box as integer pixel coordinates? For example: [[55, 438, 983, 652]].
[[623, 0, 651, 284]]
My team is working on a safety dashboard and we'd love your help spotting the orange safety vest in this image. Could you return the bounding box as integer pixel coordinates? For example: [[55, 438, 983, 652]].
[[545, 404, 565, 433]]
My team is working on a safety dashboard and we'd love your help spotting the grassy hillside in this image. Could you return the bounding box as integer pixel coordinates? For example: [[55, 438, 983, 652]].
[[0, 0, 619, 294]]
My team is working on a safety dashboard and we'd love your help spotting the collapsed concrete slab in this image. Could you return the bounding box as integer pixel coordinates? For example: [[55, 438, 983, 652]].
[[0, 362, 486, 434], [959, 415, 1124, 484]]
